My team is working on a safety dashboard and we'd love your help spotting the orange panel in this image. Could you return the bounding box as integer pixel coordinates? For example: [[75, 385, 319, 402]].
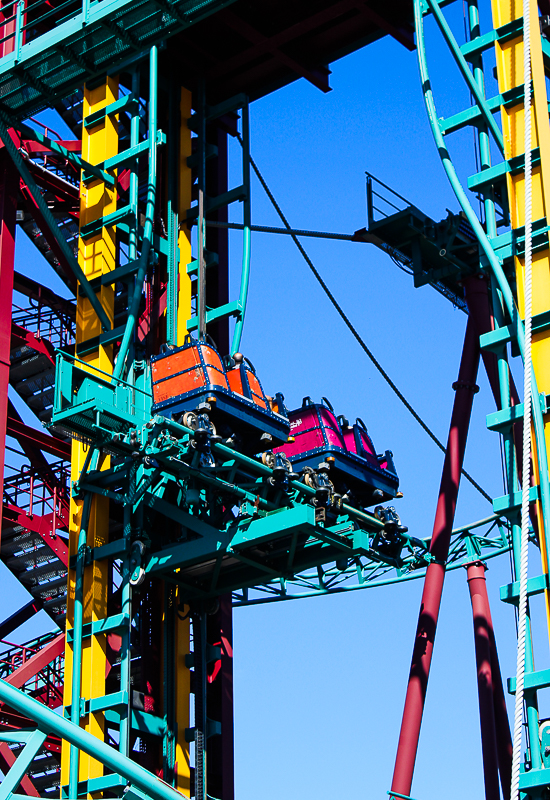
[[152, 347, 200, 382], [152, 368, 205, 404]]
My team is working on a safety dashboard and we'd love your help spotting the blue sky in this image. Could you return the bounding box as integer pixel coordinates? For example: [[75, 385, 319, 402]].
[[1, 7, 536, 799]]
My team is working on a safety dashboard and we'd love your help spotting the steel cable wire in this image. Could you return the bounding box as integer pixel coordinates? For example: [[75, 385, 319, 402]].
[[511, 2, 534, 795], [239, 136, 492, 503]]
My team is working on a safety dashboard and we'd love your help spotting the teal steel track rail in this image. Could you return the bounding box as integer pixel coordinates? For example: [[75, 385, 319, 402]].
[[413, 0, 550, 559], [114, 45, 157, 380], [0, 679, 186, 800], [0, 0, 237, 120]]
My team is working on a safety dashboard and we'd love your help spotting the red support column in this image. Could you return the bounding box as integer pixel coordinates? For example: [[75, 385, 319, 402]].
[[0, 149, 18, 546], [466, 562, 500, 800], [390, 315, 480, 798], [489, 606, 513, 799]]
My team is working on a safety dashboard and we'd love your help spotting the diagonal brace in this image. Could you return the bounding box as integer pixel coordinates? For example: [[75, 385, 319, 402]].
[[0, 729, 46, 800], [0, 118, 111, 332], [425, 0, 505, 155], [11, 116, 115, 187]]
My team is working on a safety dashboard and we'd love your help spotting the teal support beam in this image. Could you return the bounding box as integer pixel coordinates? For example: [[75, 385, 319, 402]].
[[0, 680, 189, 800], [0, 730, 47, 800], [231, 100, 251, 355], [68, 491, 93, 798], [424, 0, 505, 155], [413, 0, 550, 570], [114, 45, 158, 380]]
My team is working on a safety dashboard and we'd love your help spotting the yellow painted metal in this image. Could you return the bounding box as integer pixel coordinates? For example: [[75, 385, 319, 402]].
[[491, 0, 550, 633], [173, 87, 193, 796], [61, 76, 119, 794]]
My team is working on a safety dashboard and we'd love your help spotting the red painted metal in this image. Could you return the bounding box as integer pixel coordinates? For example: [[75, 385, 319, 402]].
[[11, 321, 56, 362], [0, 741, 41, 796], [2, 632, 64, 692], [207, 595, 234, 800], [2, 504, 69, 565], [391, 315, 480, 797], [6, 415, 71, 461], [466, 562, 500, 800], [0, 149, 19, 545]]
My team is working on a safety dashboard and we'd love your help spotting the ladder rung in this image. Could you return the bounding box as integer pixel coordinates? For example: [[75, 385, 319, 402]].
[[187, 301, 241, 331], [508, 667, 550, 694], [84, 93, 138, 129], [103, 139, 149, 171], [76, 324, 126, 356], [480, 308, 550, 353], [479, 325, 514, 352], [486, 402, 524, 433], [66, 612, 130, 642], [468, 148, 541, 192], [187, 250, 219, 275], [186, 185, 248, 221], [186, 142, 218, 168], [518, 767, 550, 793], [460, 16, 523, 60], [501, 572, 550, 604], [80, 205, 133, 239], [440, 86, 524, 135], [492, 484, 539, 515]]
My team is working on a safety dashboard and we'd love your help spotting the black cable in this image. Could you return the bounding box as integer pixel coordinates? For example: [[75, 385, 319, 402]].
[[241, 137, 492, 504]]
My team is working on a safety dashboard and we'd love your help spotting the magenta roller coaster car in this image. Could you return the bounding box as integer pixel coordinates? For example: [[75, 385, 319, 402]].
[[274, 397, 399, 506]]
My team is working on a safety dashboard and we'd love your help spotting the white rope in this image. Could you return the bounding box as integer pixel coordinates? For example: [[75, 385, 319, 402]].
[[510, 0, 533, 795]]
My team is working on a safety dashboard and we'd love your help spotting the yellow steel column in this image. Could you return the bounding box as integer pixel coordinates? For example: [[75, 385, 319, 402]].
[[492, 0, 550, 626], [171, 86, 193, 796], [61, 76, 119, 793]]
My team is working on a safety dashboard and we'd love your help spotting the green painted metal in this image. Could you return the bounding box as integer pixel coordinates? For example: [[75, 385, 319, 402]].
[[231, 101, 251, 355], [185, 93, 252, 344], [68, 490, 92, 797], [415, 0, 550, 782], [424, 0, 504, 153], [0, 729, 47, 800], [0, 0, 237, 120], [0, 679, 188, 800], [114, 45, 157, 381]]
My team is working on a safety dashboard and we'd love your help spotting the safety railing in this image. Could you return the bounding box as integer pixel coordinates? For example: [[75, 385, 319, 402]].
[[0, 0, 88, 61], [12, 302, 75, 350], [365, 170, 413, 228], [0, 633, 64, 706], [3, 460, 70, 522]]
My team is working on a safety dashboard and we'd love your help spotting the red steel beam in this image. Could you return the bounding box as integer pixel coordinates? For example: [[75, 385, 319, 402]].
[[0, 742, 41, 796], [0, 149, 19, 547], [466, 562, 500, 800], [11, 321, 56, 363], [391, 315, 481, 797], [6, 415, 70, 461], [13, 270, 75, 319], [3, 632, 64, 690], [2, 503, 69, 564]]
